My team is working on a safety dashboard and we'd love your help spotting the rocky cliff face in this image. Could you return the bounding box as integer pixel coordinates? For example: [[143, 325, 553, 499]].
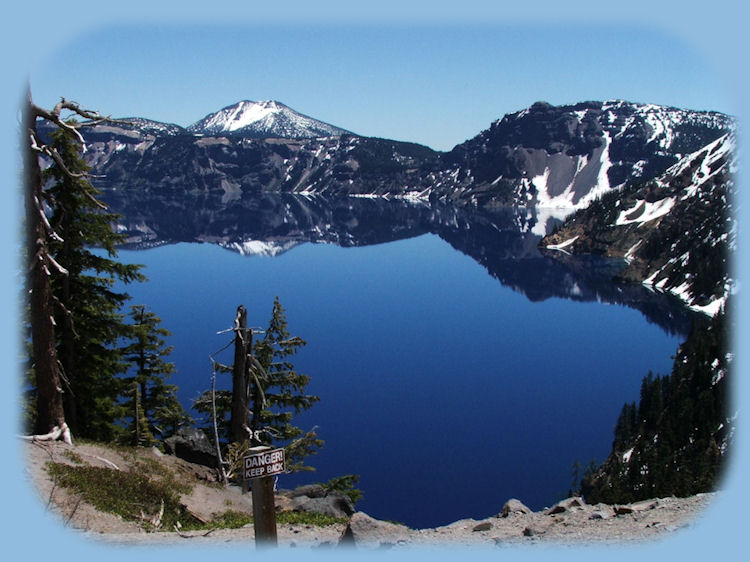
[[541, 133, 736, 314], [439, 100, 732, 210], [85, 129, 441, 200]]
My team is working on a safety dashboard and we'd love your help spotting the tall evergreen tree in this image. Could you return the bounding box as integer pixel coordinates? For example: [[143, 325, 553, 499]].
[[120, 305, 189, 445], [44, 124, 144, 440], [23, 94, 68, 439], [24, 96, 138, 442], [252, 297, 322, 472]]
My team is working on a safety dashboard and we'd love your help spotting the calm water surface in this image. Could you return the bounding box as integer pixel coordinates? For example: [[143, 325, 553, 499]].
[[116, 234, 684, 529]]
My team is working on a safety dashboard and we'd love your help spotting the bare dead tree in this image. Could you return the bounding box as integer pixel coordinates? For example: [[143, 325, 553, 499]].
[[23, 90, 124, 443], [210, 364, 229, 485], [231, 305, 252, 444]]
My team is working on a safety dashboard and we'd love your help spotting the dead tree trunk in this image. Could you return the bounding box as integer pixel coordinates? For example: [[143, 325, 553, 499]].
[[24, 91, 68, 439], [250, 363, 264, 445], [134, 381, 141, 446], [230, 306, 251, 443]]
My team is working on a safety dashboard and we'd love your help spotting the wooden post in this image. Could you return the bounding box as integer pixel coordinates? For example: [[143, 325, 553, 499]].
[[246, 446, 278, 546], [252, 474, 278, 546]]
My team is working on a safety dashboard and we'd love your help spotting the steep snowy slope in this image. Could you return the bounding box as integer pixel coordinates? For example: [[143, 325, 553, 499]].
[[440, 100, 733, 213], [541, 133, 736, 314]]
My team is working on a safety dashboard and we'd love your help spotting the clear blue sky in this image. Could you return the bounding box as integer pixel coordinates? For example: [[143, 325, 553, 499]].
[[27, 24, 735, 151], [3, 1, 750, 561]]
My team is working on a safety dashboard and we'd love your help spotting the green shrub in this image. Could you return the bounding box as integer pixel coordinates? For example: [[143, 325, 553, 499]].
[[320, 474, 363, 505], [276, 511, 347, 526], [46, 462, 199, 531], [210, 510, 253, 529]]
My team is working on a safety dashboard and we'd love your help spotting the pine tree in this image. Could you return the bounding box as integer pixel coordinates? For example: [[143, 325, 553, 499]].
[[194, 298, 323, 473], [252, 297, 322, 471], [120, 305, 189, 444], [24, 94, 68, 439], [43, 123, 145, 441], [581, 304, 732, 504], [123, 380, 157, 447]]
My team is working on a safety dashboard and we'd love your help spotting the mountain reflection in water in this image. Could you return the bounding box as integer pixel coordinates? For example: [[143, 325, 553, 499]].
[[104, 192, 698, 336]]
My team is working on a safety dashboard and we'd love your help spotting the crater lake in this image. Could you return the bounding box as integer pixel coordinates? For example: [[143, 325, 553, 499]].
[[107, 195, 696, 529]]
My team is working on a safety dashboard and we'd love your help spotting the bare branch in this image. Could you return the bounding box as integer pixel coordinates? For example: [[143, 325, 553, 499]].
[[64, 497, 83, 527], [32, 103, 86, 144], [33, 195, 64, 243], [51, 296, 78, 338], [210, 366, 229, 485], [89, 455, 119, 470], [173, 525, 216, 539], [20, 423, 73, 445], [56, 360, 74, 400], [47, 252, 69, 276], [52, 98, 104, 121], [28, 247, 46, 273], [77, 181, 108, 209], [31, 98, 133, 157], [31, 133, 109, 209]]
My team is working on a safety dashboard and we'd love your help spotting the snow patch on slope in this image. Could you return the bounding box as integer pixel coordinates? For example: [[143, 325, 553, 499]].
[[211, 100, 281, 132], [545, 236, 579, 252], [615, 197, 676, 226], [531, 132, 613, 216]]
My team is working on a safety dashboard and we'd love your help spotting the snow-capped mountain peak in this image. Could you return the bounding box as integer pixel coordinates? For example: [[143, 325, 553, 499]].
[[196, 100, 283, 132], [187, 100, 352, 139]]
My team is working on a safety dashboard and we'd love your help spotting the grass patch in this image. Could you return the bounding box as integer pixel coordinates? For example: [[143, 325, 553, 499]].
[[205, 510, 347, 529], [61, 449, 84, 464], [134, 456, 193, 495], [46, 462, 201, 531], [277, 511, 347, 526], [210, 510, 254, 529], [78, 439, 135, 459], [45, 458, 347, 532]]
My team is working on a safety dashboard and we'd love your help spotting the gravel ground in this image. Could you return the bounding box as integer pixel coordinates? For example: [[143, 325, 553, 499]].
[[23, 439, 718, 550]]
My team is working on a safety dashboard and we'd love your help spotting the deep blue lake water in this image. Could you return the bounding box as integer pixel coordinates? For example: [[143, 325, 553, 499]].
[[114, 232, 686, 529]]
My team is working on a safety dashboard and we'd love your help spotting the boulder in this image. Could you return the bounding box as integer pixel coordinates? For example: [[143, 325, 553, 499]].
[[288, 484, 328, 499], [274, 494, 294, 512], [545, 496, 585, 515], [339, 512, 409, 547], [292, 491, 355, 518], [499, 498, 532, 517], [163, 428, 218, 468], [630, 499, 658, 512]]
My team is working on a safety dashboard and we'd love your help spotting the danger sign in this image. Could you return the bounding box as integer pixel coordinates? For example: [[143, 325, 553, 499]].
[[244, 448, 285, 480]]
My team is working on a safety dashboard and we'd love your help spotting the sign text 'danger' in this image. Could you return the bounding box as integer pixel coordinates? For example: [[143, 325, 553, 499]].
[[244, 448, 285, 480]]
